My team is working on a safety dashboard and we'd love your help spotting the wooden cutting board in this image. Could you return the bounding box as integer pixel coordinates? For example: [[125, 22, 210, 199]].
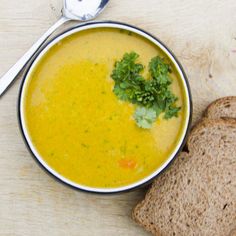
[[0, 0, 235, 235]]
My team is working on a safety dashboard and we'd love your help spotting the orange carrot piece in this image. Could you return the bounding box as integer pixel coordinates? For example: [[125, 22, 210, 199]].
[[118, 159, 137, 169]]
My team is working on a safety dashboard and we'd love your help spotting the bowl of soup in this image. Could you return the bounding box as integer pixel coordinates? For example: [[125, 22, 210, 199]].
[[18, 21, 192, 193]]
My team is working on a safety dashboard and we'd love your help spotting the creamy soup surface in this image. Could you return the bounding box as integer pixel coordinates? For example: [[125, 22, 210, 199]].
[[23, 28, 188, 188]]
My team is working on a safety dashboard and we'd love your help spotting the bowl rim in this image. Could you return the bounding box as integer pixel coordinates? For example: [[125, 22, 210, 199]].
[[18, 20, 192, 194]]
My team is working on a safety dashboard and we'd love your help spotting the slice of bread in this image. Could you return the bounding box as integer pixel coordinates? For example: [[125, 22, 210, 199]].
[[204, 96, 236, 119], [133, 97, 236, 236]]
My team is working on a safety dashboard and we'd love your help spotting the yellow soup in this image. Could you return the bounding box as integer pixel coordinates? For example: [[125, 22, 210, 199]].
[[23, 28, 188, 188]]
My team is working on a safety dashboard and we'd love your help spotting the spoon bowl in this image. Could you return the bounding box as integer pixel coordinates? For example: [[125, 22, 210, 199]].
[[63, 0, 110, 21]]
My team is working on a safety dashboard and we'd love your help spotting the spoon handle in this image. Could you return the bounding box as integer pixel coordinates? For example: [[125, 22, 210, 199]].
[[0, 16, 69, 97]]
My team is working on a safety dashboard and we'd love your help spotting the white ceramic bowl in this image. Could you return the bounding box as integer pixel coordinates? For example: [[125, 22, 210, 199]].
[[18, 21, 192, 193]]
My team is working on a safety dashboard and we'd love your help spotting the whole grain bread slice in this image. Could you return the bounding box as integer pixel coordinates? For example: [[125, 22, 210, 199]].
[[133, 98, 236, 236], [204, 96, 236, 119]]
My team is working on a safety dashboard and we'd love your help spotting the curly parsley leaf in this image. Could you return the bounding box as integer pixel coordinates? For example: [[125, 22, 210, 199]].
[[111, 52, 181, 129], [164, 105, 181, 119], [111, 52, 145, 102]]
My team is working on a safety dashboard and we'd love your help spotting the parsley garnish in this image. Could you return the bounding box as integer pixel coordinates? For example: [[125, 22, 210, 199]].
[[111, 52, 181, 129], [134, 107, 157, 129]]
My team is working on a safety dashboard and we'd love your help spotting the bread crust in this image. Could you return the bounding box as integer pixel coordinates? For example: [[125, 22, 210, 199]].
[[204, 96, 236, 119]]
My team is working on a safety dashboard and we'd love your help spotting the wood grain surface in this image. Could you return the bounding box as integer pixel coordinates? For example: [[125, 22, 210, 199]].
[[0, 0, 236, 235]]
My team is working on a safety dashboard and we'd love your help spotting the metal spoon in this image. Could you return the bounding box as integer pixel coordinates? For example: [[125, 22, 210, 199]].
[[0, 0, 109, 97]]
